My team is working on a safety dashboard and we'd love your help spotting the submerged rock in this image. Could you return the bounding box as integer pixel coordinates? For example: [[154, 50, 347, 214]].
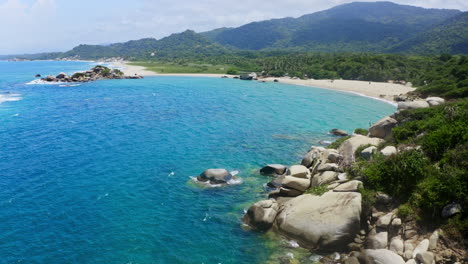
[[197, 168, 232, 184], [275, 192, 361, 251]]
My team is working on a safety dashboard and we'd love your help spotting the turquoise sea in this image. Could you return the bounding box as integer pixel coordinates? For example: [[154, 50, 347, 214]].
[[0, 61, 395, 264]]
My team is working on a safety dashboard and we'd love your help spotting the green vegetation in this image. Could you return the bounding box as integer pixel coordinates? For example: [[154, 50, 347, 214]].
[[129, 61, 230, 74], [350, 100, 468, 235], [71, 72, 85, 78], [327, 136, 351, 149], [203, 2, 460, 53], [354, 128, 368, 136], [138, 53, 466, 99], [390, 12, 468, 54], [411, 54, 468, 98], [305, 185, 329, 196], [226, 68, 238, 75]]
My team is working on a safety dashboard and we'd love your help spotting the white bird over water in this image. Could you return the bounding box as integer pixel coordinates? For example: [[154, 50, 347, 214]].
[[168, 171, 175, 176]]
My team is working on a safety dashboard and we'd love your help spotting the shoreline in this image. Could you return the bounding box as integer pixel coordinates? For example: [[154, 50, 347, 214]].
[[113, 61, 415, 104]]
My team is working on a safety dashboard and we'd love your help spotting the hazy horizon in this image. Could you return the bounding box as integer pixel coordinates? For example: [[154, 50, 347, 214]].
[[1, 0, 467, 54]]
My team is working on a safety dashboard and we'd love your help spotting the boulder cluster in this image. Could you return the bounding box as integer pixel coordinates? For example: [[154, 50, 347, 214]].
[[395, 96, 446, 110], [242, 95, 465, 263], [39, 65, 143, 83]]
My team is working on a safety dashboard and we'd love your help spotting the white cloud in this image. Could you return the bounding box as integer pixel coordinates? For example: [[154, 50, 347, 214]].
[[0, 0, 466, 54]]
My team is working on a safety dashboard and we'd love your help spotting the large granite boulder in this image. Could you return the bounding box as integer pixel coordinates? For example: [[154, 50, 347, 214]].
[[369, 116, 397, 139], [364, 249, 405, 264], [426, 97, 445, 107], [441, 202, 462, 218], [287, 165, 310, 179], [56, 72, 68, 79], [317, 163, 340, 172], [243, 199, 279, 231], [398, 101, 430, 110], [275, 192, 361, 251], [311, 171, 338, 187], [338, 135, 384, 166], [412, 239, 429, 258], [301, 146, 325, 168], [260, 164, 287, 176], [367, 229, 388, 249], [282, 176, 311, 192], [333, 180, 362, 192], [45, 75, 56, 82], [381, 146, 397, 156], [197, 169, 233, 184], [361, 146, 377, 160]]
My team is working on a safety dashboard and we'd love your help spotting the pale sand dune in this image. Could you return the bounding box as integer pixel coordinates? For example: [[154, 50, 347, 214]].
[[114, 61, 415, 103]]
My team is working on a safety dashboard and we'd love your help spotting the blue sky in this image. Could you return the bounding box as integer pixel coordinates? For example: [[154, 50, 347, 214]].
[[1, 0, 467, 54]]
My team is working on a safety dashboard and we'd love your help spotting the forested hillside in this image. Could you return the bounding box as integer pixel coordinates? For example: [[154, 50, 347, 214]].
[[390, 12, 468, 54], [202, 1, 461, 52]]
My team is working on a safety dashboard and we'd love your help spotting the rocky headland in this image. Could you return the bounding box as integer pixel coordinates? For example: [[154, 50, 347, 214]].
[[242, 95, 467, 264], [39, 65, 143, 83]]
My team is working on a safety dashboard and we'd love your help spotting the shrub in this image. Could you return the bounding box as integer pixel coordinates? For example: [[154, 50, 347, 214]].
[[358, 150, 431, 202], [305, 185, 329, 196], [327, 136, 351, 149], [226, 68, 238, 75], [354, 128, 368, 136], [398, 203, 412, 220], [72, 72, 85, 78]]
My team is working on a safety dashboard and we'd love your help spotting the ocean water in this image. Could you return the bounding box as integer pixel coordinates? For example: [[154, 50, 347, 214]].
[[0, 61, 396, 264]]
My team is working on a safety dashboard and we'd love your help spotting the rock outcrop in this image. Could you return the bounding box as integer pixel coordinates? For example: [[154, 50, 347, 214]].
[[330, 129, 349, 136], [338, 135, 384, 166], [197, 169, 232, 184], [364, 249, 405, 264], [369, 116, 397, 139], [275, 192, 362, 250], [260, 164, 287, 176], [40, 65, 143, 83], [243, 199, 279, 231], [398, 100, 430, 110]]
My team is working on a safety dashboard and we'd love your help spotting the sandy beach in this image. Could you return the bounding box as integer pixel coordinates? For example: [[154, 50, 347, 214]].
[[114, 61, 415, 103]]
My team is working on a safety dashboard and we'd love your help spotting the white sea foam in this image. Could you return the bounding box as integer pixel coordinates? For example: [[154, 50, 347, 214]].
[[0, 94, 22, 104], [189, 175, 243, 188], [26, 79, 64, 85]]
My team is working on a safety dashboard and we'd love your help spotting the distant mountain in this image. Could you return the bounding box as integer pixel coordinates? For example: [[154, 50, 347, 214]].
[[202, 1, 461, 52], [4, 1, 466, 60], [61, 30, 230, 60], [390, 12, 468, 54]]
